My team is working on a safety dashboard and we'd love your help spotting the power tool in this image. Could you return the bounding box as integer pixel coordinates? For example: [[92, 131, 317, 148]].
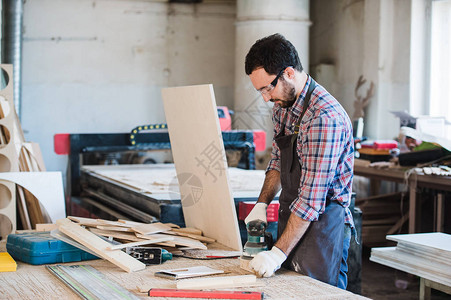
[[125, 247, 172, 265], [243, 220, 273, 257]]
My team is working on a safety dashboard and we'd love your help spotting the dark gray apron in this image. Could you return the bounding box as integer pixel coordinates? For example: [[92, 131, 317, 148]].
[[275, 80, 344, 286]]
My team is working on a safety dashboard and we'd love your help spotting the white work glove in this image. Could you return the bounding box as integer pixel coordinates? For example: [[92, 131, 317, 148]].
[[249, 246, 287, 277], [244, 203, 268, 225]]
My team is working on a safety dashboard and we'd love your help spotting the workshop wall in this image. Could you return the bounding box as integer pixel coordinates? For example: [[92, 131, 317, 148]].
[[310, 0, 412, 140], [21, 0, 236, 173]]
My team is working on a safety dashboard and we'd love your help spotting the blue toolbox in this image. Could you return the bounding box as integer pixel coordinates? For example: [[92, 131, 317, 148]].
[[6, 231, 98, 265]]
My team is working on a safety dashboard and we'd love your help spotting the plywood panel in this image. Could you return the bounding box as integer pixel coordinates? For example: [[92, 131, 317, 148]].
[[0, 172, 65, 223], [387, 232, 451, 254], [162, 85, 241, 251]]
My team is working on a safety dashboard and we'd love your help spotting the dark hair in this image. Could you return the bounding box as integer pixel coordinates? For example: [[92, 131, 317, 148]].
[[245, 33, 303, 75]]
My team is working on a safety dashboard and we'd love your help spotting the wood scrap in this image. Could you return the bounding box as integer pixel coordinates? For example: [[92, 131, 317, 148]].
[[89, 228, 144, 242], [107, 236, 174, 250], [117, 219, 147, 226], [63, 217, 210, 252], [162, 223, 181, 229], [97, 219, 136, 228], [176, 275, 258, 290], [68, 216, 104, 227], [16, 185, 31, 230], [56, 218, 145, 273], [138, 233, 207, 250], [132, 222, 172, 235], [96, 225, 133, 232], [172, 227, 202, 236], [36, 223, 57, 231], [166, 230, 215, 243], [135, 233, 177, 248]]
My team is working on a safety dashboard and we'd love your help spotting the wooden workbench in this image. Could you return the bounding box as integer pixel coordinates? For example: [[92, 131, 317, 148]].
[[0, 241, 367, 300], [354, 159, 451, 233]]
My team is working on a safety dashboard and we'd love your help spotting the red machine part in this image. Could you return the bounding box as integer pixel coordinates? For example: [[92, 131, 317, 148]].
[[239, 201, 279, 222], [54, 133, 70, 155]]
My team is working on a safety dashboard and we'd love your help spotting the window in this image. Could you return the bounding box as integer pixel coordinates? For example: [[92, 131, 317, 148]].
[[430, 0, 451, 138]]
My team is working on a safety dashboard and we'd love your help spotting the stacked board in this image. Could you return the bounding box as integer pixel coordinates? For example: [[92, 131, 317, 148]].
[[370, 232, 451, 287], [55, 217, 217, 272]]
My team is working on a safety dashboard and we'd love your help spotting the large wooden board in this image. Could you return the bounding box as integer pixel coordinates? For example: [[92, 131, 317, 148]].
[[162, 85, 242, 251]]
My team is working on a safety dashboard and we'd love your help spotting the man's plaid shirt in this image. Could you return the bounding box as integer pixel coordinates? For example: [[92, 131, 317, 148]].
[[267, 76, 355, 227]]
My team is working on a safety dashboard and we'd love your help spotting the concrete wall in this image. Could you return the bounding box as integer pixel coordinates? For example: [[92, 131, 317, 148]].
[[21, 0, 236, 174], [310, 0, 413, 140], [20, 0, 424, 180]]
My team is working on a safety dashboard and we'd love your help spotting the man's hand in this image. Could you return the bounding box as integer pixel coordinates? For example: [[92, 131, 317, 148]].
[[249, 246, 287, 277], [244, 203, 268, 225]]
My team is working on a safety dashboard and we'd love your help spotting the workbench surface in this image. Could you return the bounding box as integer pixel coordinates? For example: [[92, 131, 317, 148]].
[[0, 241, 367, 300]]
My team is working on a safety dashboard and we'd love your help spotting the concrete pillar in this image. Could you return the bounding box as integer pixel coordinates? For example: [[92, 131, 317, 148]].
[[233, 0, 311, 150]]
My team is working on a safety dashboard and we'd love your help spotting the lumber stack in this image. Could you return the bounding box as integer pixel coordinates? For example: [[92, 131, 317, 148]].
[[370, 232, 451, 287], [54, 216, 216, 272]]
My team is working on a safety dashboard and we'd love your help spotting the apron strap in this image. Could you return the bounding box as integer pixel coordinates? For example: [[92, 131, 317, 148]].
[[294, 78, 316, 134], [290, 78, 316, 145]]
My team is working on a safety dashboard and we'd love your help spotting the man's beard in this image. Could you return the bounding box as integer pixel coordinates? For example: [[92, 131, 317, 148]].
[[270, 81, 297, 108]]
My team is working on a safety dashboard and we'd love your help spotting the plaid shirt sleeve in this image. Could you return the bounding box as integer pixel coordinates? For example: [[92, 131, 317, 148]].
[[289, 111, 353, 221], [266, 107, 282, 173]]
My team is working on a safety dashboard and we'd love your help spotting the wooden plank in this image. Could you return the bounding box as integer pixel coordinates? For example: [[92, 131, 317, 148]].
[[56, 218, 146, 273], [67, 216, 103, 227], [162, 84, 242, 251], [137, 232, 208, 249], [386, 232, 451, 254], [36, 223, 57, 231], [97, 219, 135, 228], [166, 231, 215, 244], [89, 228, 145, 242], [135, 233, 177, 248], [176, 275, 258, 290], [370, 247, 451, 285], [172, 227, 202, 236], [396, 243, 451, 266], [436, 193, 444, 232], [16, 186, 32, 230], [107, 236, 174, 250], [96, 225, 133, 232], [131, 222, 172, 235], [22, 143, 46, 171], [424, 278, 451, 297]]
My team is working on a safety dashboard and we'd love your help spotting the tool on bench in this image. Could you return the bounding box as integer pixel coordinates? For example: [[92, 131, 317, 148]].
[[242, 220, 273, 258], [240, 220, 273, 273], [125, 247, 172, 265], [148, 288, 263, 299], [46, 265, 140, 300]]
